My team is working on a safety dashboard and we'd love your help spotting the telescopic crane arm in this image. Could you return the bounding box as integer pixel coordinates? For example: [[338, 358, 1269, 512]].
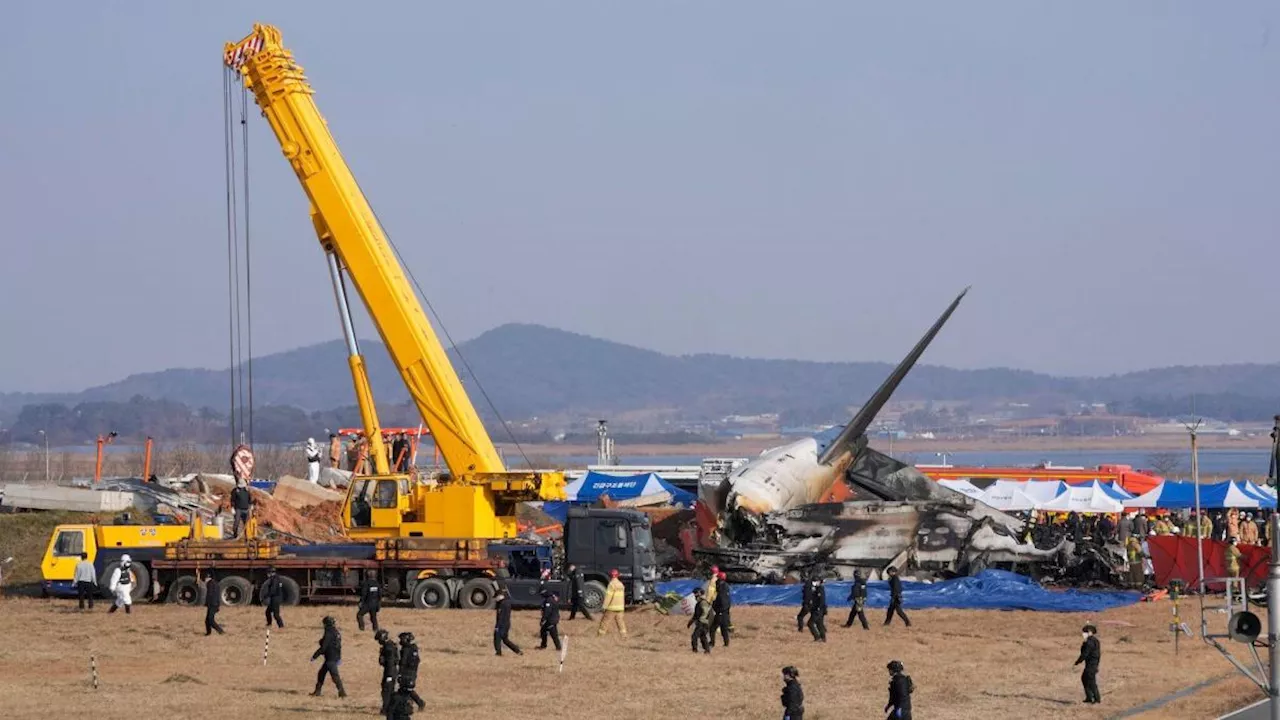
[[224, 24, 503, 478]]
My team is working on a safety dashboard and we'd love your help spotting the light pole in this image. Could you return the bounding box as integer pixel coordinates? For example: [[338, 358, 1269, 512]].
[[37, 430, 49, 483]]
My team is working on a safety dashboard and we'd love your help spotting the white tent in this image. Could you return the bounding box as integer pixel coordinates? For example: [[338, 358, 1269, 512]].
[[1036, 481, 1125, 514], [1020, 480, 1070, 506], [978, 480, 1039, 511], [937, 479, 984, 499]]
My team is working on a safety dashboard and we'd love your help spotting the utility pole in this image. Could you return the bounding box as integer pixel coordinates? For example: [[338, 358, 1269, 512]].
[[1198, 412, 1279, 720], [37, 430, 49, 483], [1190, 421, 1203, 594], [1268, 514, 1280, 720]]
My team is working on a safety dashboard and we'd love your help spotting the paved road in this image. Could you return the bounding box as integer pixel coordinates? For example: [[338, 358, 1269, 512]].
[[1220, 699, 1269, 719]]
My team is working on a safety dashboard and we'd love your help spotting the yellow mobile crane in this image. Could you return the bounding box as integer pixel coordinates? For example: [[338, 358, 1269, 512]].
[[224, 24, 565, 541]]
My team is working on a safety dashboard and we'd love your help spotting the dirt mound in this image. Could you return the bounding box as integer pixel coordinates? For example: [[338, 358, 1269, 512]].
[[254, 496, 344, 542]]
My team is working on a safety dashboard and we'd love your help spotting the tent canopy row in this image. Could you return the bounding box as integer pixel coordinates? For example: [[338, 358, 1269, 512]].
[[1122, 480, 1276, 510], [938, 478, 1133, 513]]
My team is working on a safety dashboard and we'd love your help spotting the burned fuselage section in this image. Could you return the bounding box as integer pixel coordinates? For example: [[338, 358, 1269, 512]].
[[701, 449, 1072, 583]]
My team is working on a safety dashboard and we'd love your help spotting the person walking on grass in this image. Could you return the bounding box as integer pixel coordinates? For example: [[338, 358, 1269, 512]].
[[204, 572, 225, 635], [1075, 623, 1102, 704]]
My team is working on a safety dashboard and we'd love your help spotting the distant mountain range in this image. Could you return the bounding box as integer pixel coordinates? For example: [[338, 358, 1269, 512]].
[[3, 323, 1280, 425]]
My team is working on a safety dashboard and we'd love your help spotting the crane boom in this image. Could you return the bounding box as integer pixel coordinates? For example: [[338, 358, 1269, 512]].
[[225, 24, 562, 540], [225, 25, 502, 476]]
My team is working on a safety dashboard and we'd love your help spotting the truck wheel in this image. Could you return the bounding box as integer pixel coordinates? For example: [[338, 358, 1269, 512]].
[[99, 561, 151, 603], [458, 578, 495, 609], [278, 575, 302, 606], [411, 579, 449, 610], [219, 576, 254, 607], [582, 580, 607, 612], [167, 575, 204, 606]]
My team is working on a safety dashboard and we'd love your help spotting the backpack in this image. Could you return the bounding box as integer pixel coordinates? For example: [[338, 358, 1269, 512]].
[[905, 675, 915, 694]]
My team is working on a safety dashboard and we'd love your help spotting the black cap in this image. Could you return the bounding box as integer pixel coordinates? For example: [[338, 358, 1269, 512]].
[[782, 666, 799, 678], [887, 660, 904, 673]]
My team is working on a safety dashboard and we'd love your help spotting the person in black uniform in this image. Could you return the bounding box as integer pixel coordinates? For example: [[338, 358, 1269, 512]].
[[310, 616, 346, 698], [796, 572, 814, 632], [884, 567, 911, 627], [396, 632, 426, 711], [885, 660, 913, 719], [203, 572, 225, 636], [1075, 623, 1102, 704], [538, 591, 563, 651], [567, 564, 593, 620], [710, 571, 732, 647], [843, 569, 869, 630], [375, 630, 399, 714], [493, 588, 523, 656], [780, 665, 804, 720], [688, 587, 712, 654], [261, 566, 285, 628], [230, 481, 253, 538], [392, 434, 409, 472], [806, 577, 827, 642], [357, 570, 381, 632]]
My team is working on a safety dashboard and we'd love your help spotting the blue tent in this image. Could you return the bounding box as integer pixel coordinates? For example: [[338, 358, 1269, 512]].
[[540, 472, 697, 523], [563, 471, 696, 506]]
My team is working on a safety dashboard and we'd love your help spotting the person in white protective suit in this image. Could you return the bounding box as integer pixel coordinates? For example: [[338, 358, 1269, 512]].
[[305, 438, 322, 484], [108, 554, 135, 614]]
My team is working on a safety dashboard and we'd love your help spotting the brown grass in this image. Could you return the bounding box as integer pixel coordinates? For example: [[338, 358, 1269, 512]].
[[0, 596, 1263, 719]]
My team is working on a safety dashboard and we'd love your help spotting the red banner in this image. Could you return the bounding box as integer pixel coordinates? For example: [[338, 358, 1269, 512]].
[[1148, 536, 1270, 591]]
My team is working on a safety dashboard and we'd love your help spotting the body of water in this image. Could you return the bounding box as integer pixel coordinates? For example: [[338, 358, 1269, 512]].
[[547, 448, 1272, 477]]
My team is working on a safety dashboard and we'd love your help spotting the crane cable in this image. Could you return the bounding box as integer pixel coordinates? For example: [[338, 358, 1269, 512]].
[[222, 66, 255, 448], [358, 191, 534, 470], [222, 67, 238, 446]]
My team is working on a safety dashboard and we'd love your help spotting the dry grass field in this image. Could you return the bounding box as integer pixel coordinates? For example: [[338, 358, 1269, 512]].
[[0, 595, 1265, 719]]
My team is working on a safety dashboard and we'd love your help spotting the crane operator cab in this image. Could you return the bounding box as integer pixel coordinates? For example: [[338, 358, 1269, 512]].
[[345, 475, 413, 531]]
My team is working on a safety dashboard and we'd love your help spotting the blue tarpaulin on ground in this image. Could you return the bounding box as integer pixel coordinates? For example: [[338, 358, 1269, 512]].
[[656, 570, 1140, 613]]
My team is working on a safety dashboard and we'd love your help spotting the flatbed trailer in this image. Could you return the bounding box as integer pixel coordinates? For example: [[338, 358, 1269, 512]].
[[149, 538, 529, 610]]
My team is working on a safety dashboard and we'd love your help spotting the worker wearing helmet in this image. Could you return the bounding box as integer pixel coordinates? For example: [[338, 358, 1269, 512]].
[[310, 616, 346, 698], [107, 554, 134, 615], [396, 632, 425, 711], [597, 569, 627, 637], [710, 570, 732, 647], [687, 587, 712, 654], [373, 630, 398, 713]]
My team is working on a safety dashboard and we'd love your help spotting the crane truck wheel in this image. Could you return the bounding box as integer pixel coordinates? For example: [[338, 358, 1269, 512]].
[[411, 579, 449, 610], [99, 561, 151, 603], [219, 576, 254, 607], [458, 578, 495, 609], [581, 580, 607, 612], [167, 575, 204, 606]]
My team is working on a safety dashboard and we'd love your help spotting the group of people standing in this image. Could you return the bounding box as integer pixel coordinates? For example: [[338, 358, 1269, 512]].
[[319, 431, 416, 477]]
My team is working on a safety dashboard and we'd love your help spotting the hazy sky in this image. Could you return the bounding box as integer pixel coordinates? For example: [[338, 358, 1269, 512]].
[[3, 2, 1278, 393]]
